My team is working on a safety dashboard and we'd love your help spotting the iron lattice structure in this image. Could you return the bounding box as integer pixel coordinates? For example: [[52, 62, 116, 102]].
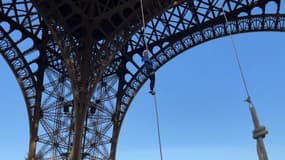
[[0, 0, 284, 159]]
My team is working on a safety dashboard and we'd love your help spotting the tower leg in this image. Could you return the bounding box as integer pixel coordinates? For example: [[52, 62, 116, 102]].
[[69, 92, 90, 160], [27, 130, 37, 160]]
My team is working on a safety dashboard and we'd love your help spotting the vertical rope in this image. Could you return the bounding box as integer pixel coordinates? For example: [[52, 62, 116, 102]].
[[140, 1, 164, 160], [140, 0, 149, 51], [222, 8, 252, 104], [153, 94, 163, 160], [222, 7, 269, 160]]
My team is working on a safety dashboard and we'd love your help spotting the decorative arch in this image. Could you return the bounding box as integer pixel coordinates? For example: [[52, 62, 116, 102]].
[[0, 1, 69, 158], [111, 7, 285, 160], [0, 25, 37, 132], [121, 14, 285, 114], [91, 1, 285, 159]]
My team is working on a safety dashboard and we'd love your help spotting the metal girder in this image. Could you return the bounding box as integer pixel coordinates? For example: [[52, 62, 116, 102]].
[[29, 0, 180, 159], [0, 0, 67, 159], [117, 11, 285, 135], [0, 20, 42, 159], [1, 0, 285, 160], [96, 1, 285, 159]]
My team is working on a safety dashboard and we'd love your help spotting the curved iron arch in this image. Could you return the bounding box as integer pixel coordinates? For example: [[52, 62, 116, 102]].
[[0, 23, 41, 160], [122, 13, 285, 108], [0, 26, 37, 132], [112, 14, 285, 160], [0, 1, 71, 158], [92, 0, 285, 159], [0, 0, 44, 125], [120, 13, 285, 130]]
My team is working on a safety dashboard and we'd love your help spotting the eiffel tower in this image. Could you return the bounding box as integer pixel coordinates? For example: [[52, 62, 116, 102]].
[[0, 0, 284, 159]]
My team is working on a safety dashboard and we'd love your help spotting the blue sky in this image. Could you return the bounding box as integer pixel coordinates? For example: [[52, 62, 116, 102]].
[[1, 32, 284, 159]]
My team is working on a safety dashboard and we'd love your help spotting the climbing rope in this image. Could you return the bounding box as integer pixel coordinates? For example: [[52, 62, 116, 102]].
[[221, 7, 253, 106], [152, 94, 164, 160], [222, 7, 269, 160], [140, 1, 164, 160], [140, 0, 149, 51]]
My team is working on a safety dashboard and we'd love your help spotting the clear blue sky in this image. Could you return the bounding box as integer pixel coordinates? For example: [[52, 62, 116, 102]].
[[1, 32, 285, 160]]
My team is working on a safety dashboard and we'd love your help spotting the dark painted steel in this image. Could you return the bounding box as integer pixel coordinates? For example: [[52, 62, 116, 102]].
[[0, 0, 284, 159]]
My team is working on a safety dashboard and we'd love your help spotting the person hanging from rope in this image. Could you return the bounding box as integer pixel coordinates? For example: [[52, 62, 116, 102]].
[[142, 49, 156, 95]]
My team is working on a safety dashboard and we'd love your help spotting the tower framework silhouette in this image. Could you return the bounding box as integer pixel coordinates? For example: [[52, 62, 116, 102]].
[[0, 0, 285, 159]]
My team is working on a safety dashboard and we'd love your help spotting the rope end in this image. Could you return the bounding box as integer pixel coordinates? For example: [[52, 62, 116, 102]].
[[149, 90, 156, 95], [244, 96, 254, 107]]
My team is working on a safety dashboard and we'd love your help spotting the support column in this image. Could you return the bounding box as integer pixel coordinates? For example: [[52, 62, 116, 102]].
[[69, 90, 91, 160], [27, 96, 42, 159], [110, 57, 126, 160], [27, 126, 38, 160], [109, 98, 122, 160], [27, 54, 46, 160]]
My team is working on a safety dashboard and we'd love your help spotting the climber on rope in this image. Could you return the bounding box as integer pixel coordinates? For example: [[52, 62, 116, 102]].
[[142, 49, 156, 95]]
